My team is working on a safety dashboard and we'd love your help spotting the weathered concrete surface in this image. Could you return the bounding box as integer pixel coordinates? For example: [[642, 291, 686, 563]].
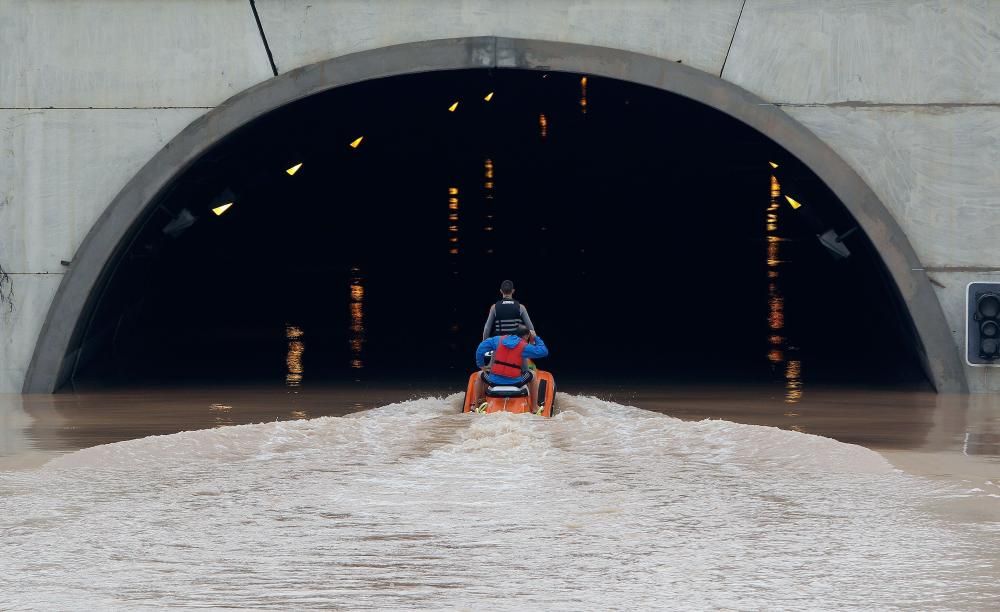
[[0, 274, 62, 393], [0, 109, 206, 273], [784, 106, 1000, 269], [0, 108, 204, 390], [0, 0, 272, 108], [725, 0, 1000, 104], [0, 0, 269, 394], [254, 0, 744, 77]]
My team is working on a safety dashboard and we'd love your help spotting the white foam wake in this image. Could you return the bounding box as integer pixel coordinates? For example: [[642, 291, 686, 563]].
[[1, 394, 995, 610]]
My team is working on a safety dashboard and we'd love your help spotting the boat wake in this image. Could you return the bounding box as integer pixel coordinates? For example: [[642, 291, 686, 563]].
[[1, 394, 995, 609]]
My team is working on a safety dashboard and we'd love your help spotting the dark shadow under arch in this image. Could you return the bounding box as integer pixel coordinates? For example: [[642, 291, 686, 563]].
[[23, 37, 966, 393]]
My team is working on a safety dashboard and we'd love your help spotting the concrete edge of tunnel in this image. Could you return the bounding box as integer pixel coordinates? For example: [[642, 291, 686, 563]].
[[21, 36, 968, 394]]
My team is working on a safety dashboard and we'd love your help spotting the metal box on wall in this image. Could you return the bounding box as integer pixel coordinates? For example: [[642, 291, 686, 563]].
[[967, 282, 1000, 366]]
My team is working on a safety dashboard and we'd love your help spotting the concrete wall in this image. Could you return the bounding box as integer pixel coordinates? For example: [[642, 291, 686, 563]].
[[2, 0, 999, 391], [722, 1, 1000, 391], [0, 108, 204, 389], [0, 0, 272, 390], [786, 105, 1000, 392], [252, 0, 744, 76]]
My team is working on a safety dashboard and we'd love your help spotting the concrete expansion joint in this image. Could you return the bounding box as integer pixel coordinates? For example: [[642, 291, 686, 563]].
[[249, 0, 278, 76], [719, 0, 747, 79], [925, 266, 1000, 273], [0, 107, 215, 111], [773, 102, 1000, 109]]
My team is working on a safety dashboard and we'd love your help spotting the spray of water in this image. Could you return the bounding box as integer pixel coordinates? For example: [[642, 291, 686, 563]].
[[1, 394, 996, 609]]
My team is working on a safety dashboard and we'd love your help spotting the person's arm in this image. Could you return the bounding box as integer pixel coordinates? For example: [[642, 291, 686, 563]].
[[482, 305, 496, 341], [522, 336, 548, 359], [519, 305, 535, 332], [476, 337, 498, 368]]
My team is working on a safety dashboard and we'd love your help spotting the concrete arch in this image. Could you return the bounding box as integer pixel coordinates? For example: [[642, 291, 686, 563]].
[[22, 37, 967, 393]]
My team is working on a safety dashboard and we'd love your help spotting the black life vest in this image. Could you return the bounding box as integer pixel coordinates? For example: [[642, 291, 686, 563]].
[[494, 299, 523, 335]]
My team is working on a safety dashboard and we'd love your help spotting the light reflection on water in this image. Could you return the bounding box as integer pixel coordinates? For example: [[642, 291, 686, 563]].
[[766, 173, 803, 404], [448, 187, 460, 255], [208, 402, 233, 428], [447, 184, 461, 344], [349, 267, 365, 371], [285, 325, 304, 388], [483, 158, 494, 255]]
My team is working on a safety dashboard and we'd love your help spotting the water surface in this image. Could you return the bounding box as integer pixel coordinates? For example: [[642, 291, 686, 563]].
[[1, 390, 998, 609]]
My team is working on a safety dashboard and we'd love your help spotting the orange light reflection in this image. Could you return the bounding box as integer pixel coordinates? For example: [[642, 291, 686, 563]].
[[285, 324, 304, 387], [349, 271, 364, 369], [766, 172, 803, 402]]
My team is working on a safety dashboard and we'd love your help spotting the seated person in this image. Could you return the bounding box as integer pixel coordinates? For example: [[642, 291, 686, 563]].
[[473, 325, 549, 402]]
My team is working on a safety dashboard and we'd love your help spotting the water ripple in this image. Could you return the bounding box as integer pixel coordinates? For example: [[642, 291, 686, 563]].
[[0, 394, 996, 610]]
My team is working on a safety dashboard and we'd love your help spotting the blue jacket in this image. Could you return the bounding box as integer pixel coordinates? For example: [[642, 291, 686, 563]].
[[476, 335, 549, 384]]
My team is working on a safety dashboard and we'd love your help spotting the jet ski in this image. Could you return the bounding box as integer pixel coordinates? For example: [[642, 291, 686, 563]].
[[462, 364, 556, 417]]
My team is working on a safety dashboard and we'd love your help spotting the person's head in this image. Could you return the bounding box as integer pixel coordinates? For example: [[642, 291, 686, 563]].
[[514, 324, 531, 339], [500, 279, 514, 297]]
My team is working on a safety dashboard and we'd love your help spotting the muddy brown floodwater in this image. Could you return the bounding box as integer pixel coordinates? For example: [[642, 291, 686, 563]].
[[1, 385, 998, 609]]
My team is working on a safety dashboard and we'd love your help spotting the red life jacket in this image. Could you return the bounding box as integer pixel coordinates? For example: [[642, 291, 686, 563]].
[[491, 336, 527, 378]]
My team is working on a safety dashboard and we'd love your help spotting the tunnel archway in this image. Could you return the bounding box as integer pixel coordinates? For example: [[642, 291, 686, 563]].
[[23, 37, 965, 393]]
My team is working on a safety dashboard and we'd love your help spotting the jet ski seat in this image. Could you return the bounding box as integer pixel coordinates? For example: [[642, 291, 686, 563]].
[[480, 370, 532, 398], [485, 385, 529, 398]]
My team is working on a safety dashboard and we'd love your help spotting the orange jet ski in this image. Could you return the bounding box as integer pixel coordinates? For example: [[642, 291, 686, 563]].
[[462, 368, 556, 417]]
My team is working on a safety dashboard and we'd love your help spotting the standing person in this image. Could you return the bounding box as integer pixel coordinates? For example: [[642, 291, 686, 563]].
[[482, 280, 535, 341]]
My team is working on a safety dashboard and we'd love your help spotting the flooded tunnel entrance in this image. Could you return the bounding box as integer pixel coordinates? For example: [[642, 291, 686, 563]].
[[10, 40, 998, 612], [65, 68, 927, 392]]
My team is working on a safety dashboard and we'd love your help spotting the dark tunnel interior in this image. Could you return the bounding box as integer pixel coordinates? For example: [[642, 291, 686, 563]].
[[69, 68, 929, 391]]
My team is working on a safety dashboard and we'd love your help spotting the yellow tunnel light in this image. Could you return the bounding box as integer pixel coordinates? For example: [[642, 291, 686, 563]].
[[349, 136, 364, 148], [448, 187, 459, 195], [285, 162, 303, 176], [769, 161, 779, 169], [785, 195, 803, 209], [484, 91, 494, 102], [448, 101, 459, 112], [212, 202, 234, 216]]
